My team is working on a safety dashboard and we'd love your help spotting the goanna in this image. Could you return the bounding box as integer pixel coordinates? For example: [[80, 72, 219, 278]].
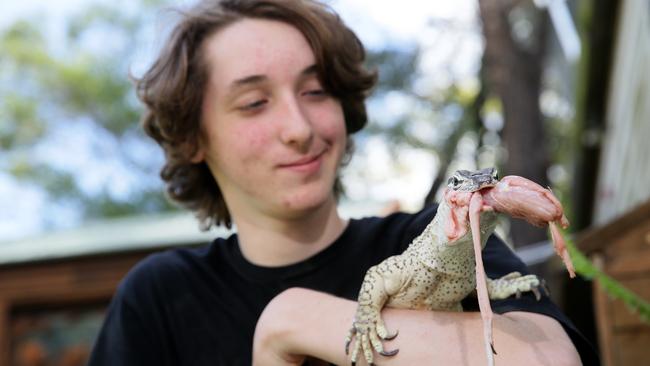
[[345, 168, 544, 365]]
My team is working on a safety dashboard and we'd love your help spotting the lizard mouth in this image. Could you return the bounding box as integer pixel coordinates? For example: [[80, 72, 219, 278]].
[[443, 189, 495, 244]]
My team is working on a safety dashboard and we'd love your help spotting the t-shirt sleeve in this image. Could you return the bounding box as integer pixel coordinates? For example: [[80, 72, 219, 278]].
[[87, 256, 174, 366]]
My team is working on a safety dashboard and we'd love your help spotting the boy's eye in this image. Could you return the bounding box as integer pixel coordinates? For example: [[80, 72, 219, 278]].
[[239, 99, 267, 111], [303, 89, 327, 97]]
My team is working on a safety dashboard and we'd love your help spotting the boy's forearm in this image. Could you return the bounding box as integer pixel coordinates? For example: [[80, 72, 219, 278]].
[[253, 288, 581, 366]]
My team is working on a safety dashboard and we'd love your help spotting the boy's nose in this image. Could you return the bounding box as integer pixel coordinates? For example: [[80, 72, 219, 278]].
[[279, 97, 313, 151]]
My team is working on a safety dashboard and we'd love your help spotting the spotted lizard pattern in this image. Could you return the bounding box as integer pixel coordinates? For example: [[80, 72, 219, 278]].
[[344, 168, 549, 365]]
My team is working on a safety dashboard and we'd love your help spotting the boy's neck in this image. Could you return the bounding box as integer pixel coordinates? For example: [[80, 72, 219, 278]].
[[233, 198, 348, 267]]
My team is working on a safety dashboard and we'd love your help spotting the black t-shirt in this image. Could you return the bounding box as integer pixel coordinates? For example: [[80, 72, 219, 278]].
[[88, 205, 599, 365]]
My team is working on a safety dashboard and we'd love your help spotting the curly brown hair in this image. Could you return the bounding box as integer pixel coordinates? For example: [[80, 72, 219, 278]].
[[135, 0, 377, 229]]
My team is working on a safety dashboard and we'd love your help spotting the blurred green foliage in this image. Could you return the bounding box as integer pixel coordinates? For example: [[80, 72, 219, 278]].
[[1, 0, 445, 234], [0, 0, 176, 231], [0, 0, 572, 237], [567, 237, 650, 324]]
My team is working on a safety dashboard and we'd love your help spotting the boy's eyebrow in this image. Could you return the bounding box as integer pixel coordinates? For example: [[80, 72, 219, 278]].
[[229, 75, 267, 93], [301, 64, 318, 76], [227, 64, 319, 93]]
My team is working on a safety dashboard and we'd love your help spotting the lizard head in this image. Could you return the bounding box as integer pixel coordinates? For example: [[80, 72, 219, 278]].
[[447, 167, 498, 192]]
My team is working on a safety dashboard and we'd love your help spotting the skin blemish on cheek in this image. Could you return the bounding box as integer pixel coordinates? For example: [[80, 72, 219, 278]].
[[236, 124, 270, 150]]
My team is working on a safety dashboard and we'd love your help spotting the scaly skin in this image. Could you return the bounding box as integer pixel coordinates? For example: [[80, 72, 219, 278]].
[[345, 169, 548, 365]]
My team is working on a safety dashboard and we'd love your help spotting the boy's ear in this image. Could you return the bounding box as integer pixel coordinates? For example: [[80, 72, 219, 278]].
[[190, 145, 205, 163], [188, 132, 206, 163]]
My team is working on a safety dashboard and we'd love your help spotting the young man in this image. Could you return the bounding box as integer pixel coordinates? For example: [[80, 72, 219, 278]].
[[88, 0, 597, 365]]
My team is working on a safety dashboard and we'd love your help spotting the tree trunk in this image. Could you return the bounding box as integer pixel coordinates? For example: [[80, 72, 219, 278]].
[[479, 0, 549, 247]]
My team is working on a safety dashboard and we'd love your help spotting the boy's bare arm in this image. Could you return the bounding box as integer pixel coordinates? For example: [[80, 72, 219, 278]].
[[253, 288, 581, 366]]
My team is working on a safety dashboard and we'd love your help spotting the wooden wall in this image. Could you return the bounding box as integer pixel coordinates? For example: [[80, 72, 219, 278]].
[[0, 251, 152, 366], [580, 199, 650, 366], [594, 0, 650, 224]]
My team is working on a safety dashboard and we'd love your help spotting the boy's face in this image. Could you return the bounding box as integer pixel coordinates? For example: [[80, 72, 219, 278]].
[[196, 18, 347, 223]]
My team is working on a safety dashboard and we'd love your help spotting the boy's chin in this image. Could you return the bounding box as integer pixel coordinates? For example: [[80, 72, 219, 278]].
[[278, 186, 335, 213]]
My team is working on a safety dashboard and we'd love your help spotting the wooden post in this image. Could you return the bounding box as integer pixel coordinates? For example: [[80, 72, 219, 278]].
[[0, 301, 10, 366], [592, 254, 613, 366]]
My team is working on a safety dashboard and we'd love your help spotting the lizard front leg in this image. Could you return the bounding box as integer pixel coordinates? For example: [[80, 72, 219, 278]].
[[487, 271, 546, 300], [346, 263, 401, 365]]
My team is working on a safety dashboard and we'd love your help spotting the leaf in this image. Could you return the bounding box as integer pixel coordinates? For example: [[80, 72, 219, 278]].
[[566, 237, 650, 324]]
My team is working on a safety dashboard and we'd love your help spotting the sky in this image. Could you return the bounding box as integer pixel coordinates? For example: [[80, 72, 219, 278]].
[[0, 0, 479, 42], [0, 0, 483, 242]]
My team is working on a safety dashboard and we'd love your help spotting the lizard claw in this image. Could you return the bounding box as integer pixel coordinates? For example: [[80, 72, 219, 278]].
[[346, 309, 398, 365], [491, 342, 498, 355], [380, 348, 399, 357], [531, 286, 541, 301], [541, 279, 550, 296]]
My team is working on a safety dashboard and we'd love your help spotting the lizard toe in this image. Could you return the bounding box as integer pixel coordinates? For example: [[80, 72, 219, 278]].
[[381, 329, 398, 340], [349, 336, 362, 365], [361, 334, 374, 365], [345, 326, 357, 355]]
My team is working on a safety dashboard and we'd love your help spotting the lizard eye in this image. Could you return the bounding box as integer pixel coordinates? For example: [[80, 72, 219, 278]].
[[448, 176, 460, 187], [489, 168, 498, 181]]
